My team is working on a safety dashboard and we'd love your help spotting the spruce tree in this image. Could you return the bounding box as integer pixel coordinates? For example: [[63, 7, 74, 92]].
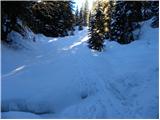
[[1, 1, 76, 43], [78, 7, 83, 30], [109, 1, 136, 44], [88, 3, 105, 51], [75, 5, 79, 26], [83, 0, 89, 26], [29, 1, 75, 37], [1, 1, 34, 42], [150, 1, 159, 28], [102, 0, 113, 39], [88, 11, 92, 29]]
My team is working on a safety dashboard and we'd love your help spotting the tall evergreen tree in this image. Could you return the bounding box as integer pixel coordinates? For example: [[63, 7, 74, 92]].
[[88, 11, 92, 29], [75, 5, 79, 26], [150, 1, 159, 28], [88, 0, 159, 47], [88, 2, 105, 51], [1, 1, 34, 42], [78, 7, 83, 30], [83, 0, 89, 26], [102, 0, 114, 39], [109, 1, 138, 44], [1, 1, 76, 43]]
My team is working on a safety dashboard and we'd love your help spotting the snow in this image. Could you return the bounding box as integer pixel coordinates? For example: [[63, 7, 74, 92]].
[[2, 111, 41, 119], [1, 19, 159, 119]]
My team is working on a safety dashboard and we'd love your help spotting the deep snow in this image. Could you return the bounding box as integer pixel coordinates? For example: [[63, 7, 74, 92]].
[[1, 19, 159, 119]]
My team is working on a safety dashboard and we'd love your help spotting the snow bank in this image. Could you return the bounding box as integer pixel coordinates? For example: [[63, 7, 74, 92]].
[[2, 111, 41, 119]]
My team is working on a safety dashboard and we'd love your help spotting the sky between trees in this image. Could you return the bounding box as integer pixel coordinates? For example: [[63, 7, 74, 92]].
[[75, 0, 94, 10]]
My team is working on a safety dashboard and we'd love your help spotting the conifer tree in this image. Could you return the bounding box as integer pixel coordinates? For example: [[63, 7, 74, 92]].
[[75, 5, 79, 26], [88, 11, 92, 29], [88, 2, 105, 51], [150, 1, 159, 28], [102, 0, 113, 39], [1, 1, 34, 42], [109, 1, 136, 44], [1, 1, 76, 43], [78, 7, 83, 30], [83, 0, 89, 26]]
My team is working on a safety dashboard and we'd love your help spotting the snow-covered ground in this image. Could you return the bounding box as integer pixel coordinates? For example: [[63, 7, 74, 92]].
[[1, 19, 159, 119]]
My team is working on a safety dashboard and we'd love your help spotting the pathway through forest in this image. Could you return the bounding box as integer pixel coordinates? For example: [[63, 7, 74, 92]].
[[2, 22, 159, 118]]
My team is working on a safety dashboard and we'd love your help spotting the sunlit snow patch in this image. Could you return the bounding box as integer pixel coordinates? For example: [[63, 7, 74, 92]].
[[62, 36, 88, 51], [48, 38, 58, 43], [2, 65, 26, 78]]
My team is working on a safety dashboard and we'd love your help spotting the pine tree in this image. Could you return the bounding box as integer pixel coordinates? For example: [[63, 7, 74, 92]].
[[1, 1, 34, 42], [102, 0, 113, 39], [83, 0, 89, 26], [88, 2, 105, 51], [150, 1, 159, 28], [88, 0, 158, 46], [1, 1, 76, 43], [75, 5, 79, 26], [78, 7, 83, 30], [30, 1, 75, 37], [88, 11, 92, 29], [109, 1, 137, 44]]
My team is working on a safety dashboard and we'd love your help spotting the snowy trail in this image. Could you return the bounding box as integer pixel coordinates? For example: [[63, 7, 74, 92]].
[[2, 28, 117, 118], [2, 28, 98, 117], [2, 21, 159, 119]]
